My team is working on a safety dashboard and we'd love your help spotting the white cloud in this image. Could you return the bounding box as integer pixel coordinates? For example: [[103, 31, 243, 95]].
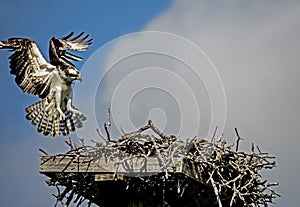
[[144, 1, 300, 206], [77, 1, 299, 206]]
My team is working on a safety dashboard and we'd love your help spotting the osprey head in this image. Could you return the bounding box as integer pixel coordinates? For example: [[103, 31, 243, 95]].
[[63, 65, 82, 82]]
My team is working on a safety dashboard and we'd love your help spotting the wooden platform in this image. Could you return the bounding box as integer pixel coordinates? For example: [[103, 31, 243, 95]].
[[40, 155, 203, 182], [39, 155, 212, 207]]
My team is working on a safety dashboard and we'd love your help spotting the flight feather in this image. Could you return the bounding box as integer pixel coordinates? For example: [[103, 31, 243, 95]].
[[0, 32, 92, 137]]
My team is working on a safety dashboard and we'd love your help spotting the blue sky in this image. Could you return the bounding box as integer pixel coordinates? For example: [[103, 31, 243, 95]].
[[0, 1, 171, 206], [1, 1, 299, 207]]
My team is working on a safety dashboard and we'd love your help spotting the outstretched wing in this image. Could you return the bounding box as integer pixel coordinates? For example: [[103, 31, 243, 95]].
[[0, 38, 56, 98], [49, 32, 93, 66]]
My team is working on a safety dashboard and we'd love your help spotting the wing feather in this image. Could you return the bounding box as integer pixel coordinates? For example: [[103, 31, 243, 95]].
[[68, 32, 84, 41], [64, 51, 83, 61], [1, 34, 89, 137], [0, 38, 56, 98], [49, 32, 92, 66], [61, 31, 74, 40]]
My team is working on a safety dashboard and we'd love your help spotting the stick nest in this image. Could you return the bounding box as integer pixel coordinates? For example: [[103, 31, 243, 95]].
[[41, 113, 279, 207]]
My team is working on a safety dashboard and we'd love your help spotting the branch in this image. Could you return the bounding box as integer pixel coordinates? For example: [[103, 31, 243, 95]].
[[235, 128, 244, 151]]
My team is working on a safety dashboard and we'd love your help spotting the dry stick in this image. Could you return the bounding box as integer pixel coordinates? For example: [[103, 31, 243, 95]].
[[40, 156, 54, 165], [211, 126, 218, 142], [43, 120, 279, 207], [120, 127, 126, 135], [139, 120, 153, 132], [65, 137, 75, 151], [96, 128, 107, 142], [149, 135, 165, 172], [107, 108, 111, 134], [39, 148, 49, 155], [149, 119, 168, 139], [53, 184, 63, 207], [234, 128, 244, 151], [104, 108, 111, 142], [77, 138, 91, 158], [230, 183, 237, 207], [216, 133, 224, 143], [65, 190, 75, 207], [117, 121, 152, 143], [76, 197, 85, 207], [74, 193, 82, 203], [62, 156, 76, 172], [57, 187, 71, 205], [209, 171, 223, 207]]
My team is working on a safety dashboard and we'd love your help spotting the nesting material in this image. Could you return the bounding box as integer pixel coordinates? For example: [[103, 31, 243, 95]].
[[40, 118, 279, 207]]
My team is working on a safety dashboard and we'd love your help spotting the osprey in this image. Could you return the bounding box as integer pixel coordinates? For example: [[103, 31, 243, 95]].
[[0, 32, 92, 137]]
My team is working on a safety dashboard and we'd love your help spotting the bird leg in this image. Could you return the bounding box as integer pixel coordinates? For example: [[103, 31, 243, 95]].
[[67, 98, 81, 116], [54, 90, 66, 120], [44, 101, 54, 112], [57, 107, 66, 120]]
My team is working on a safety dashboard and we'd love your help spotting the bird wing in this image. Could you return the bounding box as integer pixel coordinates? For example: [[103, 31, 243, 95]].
[[0, 38, 56, 98], [49, 32, 93, 66]]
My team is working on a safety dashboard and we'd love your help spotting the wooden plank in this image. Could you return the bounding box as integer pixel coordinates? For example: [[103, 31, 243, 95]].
[[40, 156, 182, 173], [40, 156, 108, 173], [40, 155, 203, 182], [94, 173, 124, 181]]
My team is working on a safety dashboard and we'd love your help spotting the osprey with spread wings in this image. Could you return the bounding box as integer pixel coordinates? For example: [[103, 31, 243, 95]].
[[0, 32, 92, 137]]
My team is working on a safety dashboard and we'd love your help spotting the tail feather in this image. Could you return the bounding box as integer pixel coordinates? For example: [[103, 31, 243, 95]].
[[61, 120, 69, 136], [31, 110, 42, 126], [37, 111, 47, 133], [25, 99, 85, 137], [25, 104, 38, 115], [74, 119, 83, 128], [66, 112, 75, 132], [53, 117, 61, 136], [26, 110, 38, 121], [60, 119, 65, 135], [44, 115, 53, 136], [73, 113, 86, 128], [60, 112, 70, 136], [25, 99, 46, 113], [31, 105, 44, 125]]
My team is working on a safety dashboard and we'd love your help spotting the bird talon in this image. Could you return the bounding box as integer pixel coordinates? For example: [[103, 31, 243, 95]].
[[58, 110, 66, 120], [0, 33, 92, 137], [60, 113, 66, 120], [70, 108, 81, 116]]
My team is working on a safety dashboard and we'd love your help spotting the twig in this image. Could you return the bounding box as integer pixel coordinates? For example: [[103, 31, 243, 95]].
[[41, 120, 279, 207], [211, 126, 218, 142], [209, 172, 223, 207], [39, 148, 49, 155], [104, 108, 111, 142], [235, 128, 244, 151]]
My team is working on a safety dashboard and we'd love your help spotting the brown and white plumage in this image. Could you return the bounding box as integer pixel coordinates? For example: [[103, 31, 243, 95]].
[[49, 31, 92, 66], [0, 32, 92, 137]]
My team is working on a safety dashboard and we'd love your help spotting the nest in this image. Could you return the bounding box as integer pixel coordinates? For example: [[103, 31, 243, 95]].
[[40, 110, 279, 207]]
